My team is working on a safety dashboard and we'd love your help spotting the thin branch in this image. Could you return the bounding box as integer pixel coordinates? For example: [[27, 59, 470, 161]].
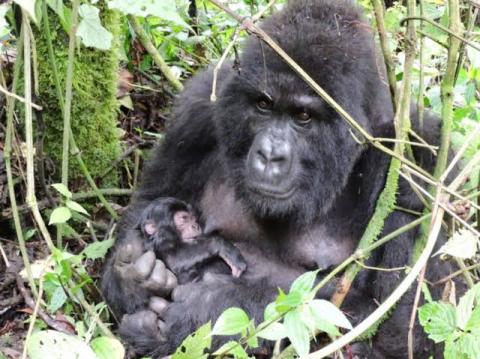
[[0, 83, 42, 110], [401, 17, 480, 51]]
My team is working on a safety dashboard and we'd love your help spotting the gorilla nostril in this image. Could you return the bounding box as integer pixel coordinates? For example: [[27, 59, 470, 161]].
[[256, 149, 268, 163]]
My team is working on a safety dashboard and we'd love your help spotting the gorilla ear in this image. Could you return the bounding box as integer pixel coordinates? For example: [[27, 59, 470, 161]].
[[144, 220, 157, 236]]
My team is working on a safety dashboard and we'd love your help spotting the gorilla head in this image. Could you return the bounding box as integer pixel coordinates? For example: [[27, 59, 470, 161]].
[[214, 0, 392, 224]]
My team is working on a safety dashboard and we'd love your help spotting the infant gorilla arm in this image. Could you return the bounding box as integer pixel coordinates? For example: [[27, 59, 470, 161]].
[[102, 0, 456, 358], [139, 197, 247, 282]]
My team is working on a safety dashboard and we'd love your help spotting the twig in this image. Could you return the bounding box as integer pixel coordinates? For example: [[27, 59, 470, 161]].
[[16, 275, 73, 334], [0, 242, 9, 267], [22, 11, 55, 251], [371, 0, 397, 105], [3, 23, 37, 297], [408, 265, 427, 359], [401, 16, 480, 51], [433, 262, 480, 285], [210, 28, 241, 101], [21, 274, 44, 359], [0, 84, 42, 110], [417, 0, 425, 131], [128, 15, 183, 92]]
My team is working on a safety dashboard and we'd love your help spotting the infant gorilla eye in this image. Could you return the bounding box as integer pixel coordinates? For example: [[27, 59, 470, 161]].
[[256, 97, 273, 112], [295, 111, 312, 125]]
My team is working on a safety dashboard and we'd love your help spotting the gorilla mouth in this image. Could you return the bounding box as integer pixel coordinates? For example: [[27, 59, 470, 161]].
[[247, 183, 296, 200]]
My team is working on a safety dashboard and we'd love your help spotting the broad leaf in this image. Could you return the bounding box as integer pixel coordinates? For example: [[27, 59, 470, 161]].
[[108, 0, 187, 27], [81, 237, 114, 260], [51, 183, 72, 198], [457, 283, 480, 330], [172, 322, 211, 359], [275, 290, 303, 313], [13, 0, 36, 22], [257, 321, 288, 341], [284, 311, 310, 357], [77, 5, 113, 50], [90, 337, 125, 359], [47, 285, 67, 313], [49, 206, 71, 225], [289, 270, 318, 297], [66, 200, 89, 215], [46, 0, 64, 20], [418, 302, 457, 343], [27, 330, 96, 359], [308, 299, 352, 330], [212, 308, 250, 336], [435, 229, 478, 259], [213, 341, 249, 359]]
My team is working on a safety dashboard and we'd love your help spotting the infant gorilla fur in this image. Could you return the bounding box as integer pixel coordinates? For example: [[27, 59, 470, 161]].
[[138, 197, 247, 283], [102, 0, 460, 358]]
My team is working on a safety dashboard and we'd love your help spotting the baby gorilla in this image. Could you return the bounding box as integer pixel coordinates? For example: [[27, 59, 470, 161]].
[[138, 197, 247, 283]]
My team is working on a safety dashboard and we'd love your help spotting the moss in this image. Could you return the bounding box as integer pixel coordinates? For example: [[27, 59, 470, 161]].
[[33, 4, 121, 186]]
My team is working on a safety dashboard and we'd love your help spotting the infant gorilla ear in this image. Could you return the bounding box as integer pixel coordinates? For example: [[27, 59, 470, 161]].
[[137, 197, 247, 283]]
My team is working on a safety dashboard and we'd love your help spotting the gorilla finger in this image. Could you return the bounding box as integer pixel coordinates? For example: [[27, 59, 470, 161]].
[[157, 319, 167, 333], [149, 296, 169, 316], [122, 310, 158, 331], [144, 260, 168, 292], [164, 269, 178, 291], [133, 251, 157, 279], [115, 243, 135, 265]]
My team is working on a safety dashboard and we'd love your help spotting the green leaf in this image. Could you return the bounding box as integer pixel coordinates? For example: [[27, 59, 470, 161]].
[[77, 4, 113, 50], [47, 286, 67, 313], [0, 4, 11, 37], [257, 321, 288, 341], [308, 299, 352, 330], [13, 0, 37, 22], [51, 183, 72, 198], [212, 308, 250, 336], [49, 206, 72, 225], [465, 306, 480, 331], [81, 237, 114, 260], [66, 200, 89, 216], [458, 333, 480, 359], [213, 341, 249, 359], [284, 311, 310, 357], [27, 330, 96, 359], [418, 302, 457, 343], [289, 270, 318, 296], [172, 322, 211, 359], [275, 291, 303, 313], [90, 337, 125, 359], [457, 283, 480, 330], [435, 229, 478, 260], [246, 321, 258, 348], [46, 0, 64, 20], [108, 0, 188, 27], [444, 337, 466, 359]]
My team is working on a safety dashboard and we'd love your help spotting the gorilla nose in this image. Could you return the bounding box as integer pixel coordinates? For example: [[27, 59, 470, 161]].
[[252, 138, 292, 180]]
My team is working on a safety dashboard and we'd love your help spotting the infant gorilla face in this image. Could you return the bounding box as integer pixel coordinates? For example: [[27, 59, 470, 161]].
[[172, 210, 201, 241]]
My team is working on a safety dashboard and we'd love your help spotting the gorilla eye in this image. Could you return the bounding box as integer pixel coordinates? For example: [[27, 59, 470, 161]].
[[295, 111, 311, 125], [256, 97, 273, 112]]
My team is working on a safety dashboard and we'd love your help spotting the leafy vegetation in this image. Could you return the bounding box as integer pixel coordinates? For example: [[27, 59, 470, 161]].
[[0, 0, 479, 358]]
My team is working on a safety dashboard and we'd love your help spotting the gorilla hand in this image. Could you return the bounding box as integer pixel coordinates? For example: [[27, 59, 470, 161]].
[[102, 230, 177, 316]]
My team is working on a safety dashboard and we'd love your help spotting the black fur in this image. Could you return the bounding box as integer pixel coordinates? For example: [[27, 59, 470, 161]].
[[102, 1, 457, 357]]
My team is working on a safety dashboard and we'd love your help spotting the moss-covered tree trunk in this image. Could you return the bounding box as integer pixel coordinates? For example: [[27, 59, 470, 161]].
[[35, 4, 120, 186]]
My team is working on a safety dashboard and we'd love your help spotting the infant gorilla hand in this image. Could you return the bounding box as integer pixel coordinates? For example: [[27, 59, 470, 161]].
[[109, 230, 178, 314]]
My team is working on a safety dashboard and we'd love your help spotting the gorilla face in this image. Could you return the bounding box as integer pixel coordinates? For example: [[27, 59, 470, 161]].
[[213, 0, 386, 225], [215, 68, 366, 223]]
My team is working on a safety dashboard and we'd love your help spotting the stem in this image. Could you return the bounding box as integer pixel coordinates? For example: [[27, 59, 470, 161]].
[[3, 25, 38, 298], [61, 0, 80, 186], [371, 0, 397, 106], [128, 15, 183, 92], [22, 11, 55, 251]]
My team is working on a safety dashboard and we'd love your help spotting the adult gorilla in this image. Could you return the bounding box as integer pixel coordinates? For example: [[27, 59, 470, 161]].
[[103, 0, 452, 357]]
